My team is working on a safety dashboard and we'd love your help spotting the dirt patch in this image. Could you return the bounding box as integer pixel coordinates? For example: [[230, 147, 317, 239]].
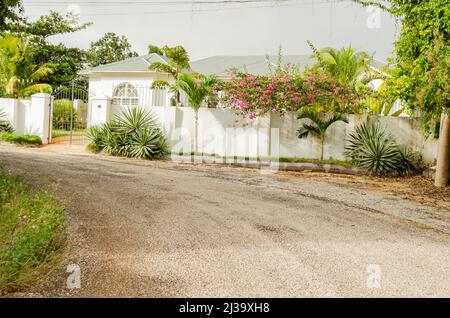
[[276, 171, 450, 212]]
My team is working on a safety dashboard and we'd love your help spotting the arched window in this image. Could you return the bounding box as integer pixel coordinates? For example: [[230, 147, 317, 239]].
[[112, 82, 139, 106]]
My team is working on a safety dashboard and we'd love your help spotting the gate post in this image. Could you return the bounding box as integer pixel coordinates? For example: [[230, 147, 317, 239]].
[[30, 93, 51, 144], [89, 95, 111, 126]]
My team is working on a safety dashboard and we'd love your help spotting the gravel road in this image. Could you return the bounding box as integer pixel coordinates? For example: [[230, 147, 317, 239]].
[[1, 144, 449, 297]]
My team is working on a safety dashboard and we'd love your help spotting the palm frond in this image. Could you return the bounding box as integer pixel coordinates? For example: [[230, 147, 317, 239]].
[[149, 62, 176, 77]]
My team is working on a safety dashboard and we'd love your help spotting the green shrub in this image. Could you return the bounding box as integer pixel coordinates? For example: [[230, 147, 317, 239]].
[[0, 172, 66, 293], [52, 99, 79, 130], [0, 133, 42, 145], [87, 108, 169, 159], [0, 111, 13, 133], [345, 121, 422, 176]]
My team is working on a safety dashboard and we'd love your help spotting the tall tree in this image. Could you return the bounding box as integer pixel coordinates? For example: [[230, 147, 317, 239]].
[[0, 34, 52, 98], [148, 44, 162, 55], [149, 45, 190, 105], [16, 11, 92, 87], [88, 32, 138, 67], [0, 0, 23, 31], [352, 0, 450, 186], [14, 11, 91, 38]]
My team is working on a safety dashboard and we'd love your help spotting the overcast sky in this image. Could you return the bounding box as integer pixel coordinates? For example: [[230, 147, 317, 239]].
[[23, 0, 399, 61]]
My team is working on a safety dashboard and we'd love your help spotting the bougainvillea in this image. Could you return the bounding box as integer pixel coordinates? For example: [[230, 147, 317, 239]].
[[220, 71, 367, 119]]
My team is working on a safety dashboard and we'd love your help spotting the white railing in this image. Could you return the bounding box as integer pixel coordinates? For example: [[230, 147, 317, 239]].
[[112, 84, 190, 108]]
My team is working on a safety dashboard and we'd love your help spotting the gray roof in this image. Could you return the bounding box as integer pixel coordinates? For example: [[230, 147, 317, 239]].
[[80, 53, 386, 78], [80, 53, 169, 74], [189, 55, 316, 78]]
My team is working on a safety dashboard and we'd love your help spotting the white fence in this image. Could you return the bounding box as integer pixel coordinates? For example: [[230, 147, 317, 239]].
[[0, 94, 51, 144], [91, 102, 437, 163], [1, 92, 438, 164]]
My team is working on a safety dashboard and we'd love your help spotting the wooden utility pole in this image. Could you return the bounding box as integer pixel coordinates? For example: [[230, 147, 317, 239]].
[[435, 114, 450, 187]]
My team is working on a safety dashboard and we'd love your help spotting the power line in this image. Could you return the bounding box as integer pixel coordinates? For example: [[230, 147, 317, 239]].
[[25, 0, 349, 17], [24, 0, 346, 6]]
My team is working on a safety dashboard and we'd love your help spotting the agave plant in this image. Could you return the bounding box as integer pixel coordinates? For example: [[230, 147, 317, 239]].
[[0, 111, 13, 133], [345, 121, 421, 176], [86, 108, 169, 159], [113, 107, 157, 134]]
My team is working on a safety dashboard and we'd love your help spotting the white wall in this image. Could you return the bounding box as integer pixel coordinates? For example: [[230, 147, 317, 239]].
[[91, 104, 438, 164], [0, 94, 51, 144]]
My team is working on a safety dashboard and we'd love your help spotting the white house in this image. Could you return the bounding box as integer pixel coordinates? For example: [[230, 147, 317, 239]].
[[79, 54, 319, 118]]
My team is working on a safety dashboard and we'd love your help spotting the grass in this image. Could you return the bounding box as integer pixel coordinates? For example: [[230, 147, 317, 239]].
[[51, 128, 86, 139], [278, 157, 353, 167], [0, 133, 42, 146], [0, 171, 66, 294], [172, 152, 353, 167]]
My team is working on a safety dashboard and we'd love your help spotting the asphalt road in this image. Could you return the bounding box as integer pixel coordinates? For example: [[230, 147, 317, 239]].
[[1, 144, 449, 297]]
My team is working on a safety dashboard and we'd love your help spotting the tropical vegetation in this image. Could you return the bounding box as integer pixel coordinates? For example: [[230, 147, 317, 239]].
[[0, 33, 53, 97], [87, 107, 169, 159], [0, 171, 66, 293], [148, 45, 191, 105], [0, 133, 42, 145], [297, 111, 348, 160], [345, 121, 421, 176], [88, 32, 138, 67], [307, 42, 375, 88], [176, 73, 218, 152], [0, 111, 13, 133]]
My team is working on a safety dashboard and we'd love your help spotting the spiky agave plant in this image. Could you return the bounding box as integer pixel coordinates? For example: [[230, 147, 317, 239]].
[[345, 121, 404, 175], [0, 111, 13, 133], [129, 128, 169, 159], [86, 108, 169, 159], [113, 107, 157, 134]]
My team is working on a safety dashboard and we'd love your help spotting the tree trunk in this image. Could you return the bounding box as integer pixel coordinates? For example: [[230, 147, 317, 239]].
[[195, 111, 199, 154], [320, 137, 324, 161], [435, 113, 450, 187]]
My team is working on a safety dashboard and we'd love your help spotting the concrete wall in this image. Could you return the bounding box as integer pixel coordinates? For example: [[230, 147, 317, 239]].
[[0, 94, 51, 144], [92, 103, 438, 164]]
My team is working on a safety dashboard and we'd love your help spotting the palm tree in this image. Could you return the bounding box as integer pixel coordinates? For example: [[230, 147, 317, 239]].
[[0, 34, 52, 98], [297, 110, 349, 160], [176, 73, 217, 153], [148, 45, 190, 105], [309, 43, 374, 87]]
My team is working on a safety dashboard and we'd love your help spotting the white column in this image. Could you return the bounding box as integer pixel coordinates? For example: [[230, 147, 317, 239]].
[[89, 96, 111, 126], [28, 93, 51, 144]]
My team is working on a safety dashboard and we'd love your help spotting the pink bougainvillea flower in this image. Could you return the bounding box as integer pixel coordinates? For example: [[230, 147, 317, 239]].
[[249, 112, 256, 119], [293, 96, 301, 103], [247, 75, 256, 81]]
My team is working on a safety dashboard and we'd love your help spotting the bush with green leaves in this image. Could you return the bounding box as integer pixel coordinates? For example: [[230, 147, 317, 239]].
[[0, 111, 13, 133], [0, 133, 42, 145], [345, 121, 422, 176], [87, 107, 169, 159], [52, 99, 79, 130]]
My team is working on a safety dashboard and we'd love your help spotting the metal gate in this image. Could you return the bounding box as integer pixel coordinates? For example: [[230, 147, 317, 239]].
[[50, 82, 89, 145]]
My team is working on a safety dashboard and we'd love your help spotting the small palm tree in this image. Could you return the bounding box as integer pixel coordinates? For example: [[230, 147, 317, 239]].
[[0, 34, 52, 98], [297, 111, 349, 160], [309, 43, 374, 87], [148, 45, 190, 105], [176, 73, 217, 153]]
